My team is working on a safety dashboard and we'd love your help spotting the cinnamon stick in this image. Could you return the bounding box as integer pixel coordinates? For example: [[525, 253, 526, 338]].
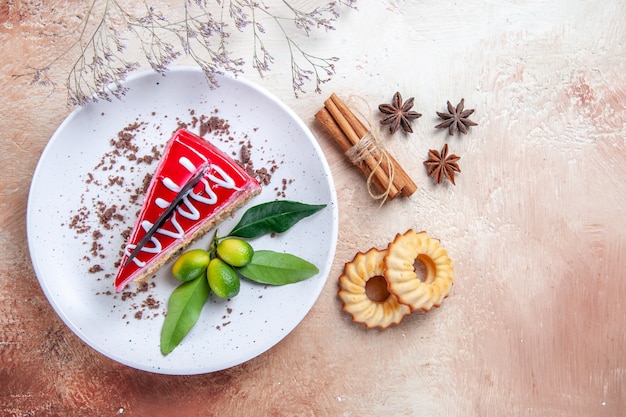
[[322, 98, 400, 199], [314, 108, 389, 195], [329, 94, 417, 197], [316, 93, 417, 200], [329, 93, 368, 138]]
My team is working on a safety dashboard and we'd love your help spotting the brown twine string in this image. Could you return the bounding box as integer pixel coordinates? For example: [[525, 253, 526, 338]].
[[344, 96, 395, 206]]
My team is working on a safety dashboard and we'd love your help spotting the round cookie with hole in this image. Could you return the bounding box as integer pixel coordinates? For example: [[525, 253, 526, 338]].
[[338, 247, 411, 329]]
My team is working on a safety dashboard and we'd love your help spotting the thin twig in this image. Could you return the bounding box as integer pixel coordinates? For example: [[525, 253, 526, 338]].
[[23, 0, 357, 105]]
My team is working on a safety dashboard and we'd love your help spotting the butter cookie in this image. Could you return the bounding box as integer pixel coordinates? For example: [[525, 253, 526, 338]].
[[338, 248, 411, 329]]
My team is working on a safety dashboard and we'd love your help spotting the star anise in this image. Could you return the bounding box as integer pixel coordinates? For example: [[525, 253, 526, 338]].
[[435, 98, 477, 135], [423, 143, 461, 185], [379, 91, 422, 134]]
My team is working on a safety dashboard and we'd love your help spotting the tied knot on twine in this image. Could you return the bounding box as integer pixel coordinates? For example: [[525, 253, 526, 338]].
[[345, 126, 395, 207]]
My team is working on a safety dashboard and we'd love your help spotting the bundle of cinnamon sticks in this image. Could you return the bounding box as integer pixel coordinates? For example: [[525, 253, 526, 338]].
[[315, 93, 417, 201]]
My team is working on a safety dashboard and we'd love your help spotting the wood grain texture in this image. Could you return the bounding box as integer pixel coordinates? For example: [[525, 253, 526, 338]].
[[1, 0, 625, 416]]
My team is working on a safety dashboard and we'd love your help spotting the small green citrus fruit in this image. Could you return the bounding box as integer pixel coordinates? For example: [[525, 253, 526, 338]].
[[207, 258, 241, 299], [171, 249, 211, 282], [216, 238, 254, 267]]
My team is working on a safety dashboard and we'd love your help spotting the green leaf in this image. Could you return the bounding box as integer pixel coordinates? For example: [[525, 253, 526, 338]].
[[228, 200, 326, 239], [237, 250, 319, 285], [160, 276, 211, 355]]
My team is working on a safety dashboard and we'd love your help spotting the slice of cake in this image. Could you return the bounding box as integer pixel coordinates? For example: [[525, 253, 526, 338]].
[[114, 128, 261, 292]]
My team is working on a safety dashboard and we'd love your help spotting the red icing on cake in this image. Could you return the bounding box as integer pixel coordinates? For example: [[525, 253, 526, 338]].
[[114, 129, 261, 292]]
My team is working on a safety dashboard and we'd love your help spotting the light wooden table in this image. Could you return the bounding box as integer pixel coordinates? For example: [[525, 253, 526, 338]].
[[1, 1, 625, 415]]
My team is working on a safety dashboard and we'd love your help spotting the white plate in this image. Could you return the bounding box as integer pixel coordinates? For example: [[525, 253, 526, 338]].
[[27, 67, 338, 375]]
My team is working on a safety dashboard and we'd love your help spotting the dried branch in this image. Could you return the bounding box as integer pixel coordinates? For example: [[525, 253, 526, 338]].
[[22, 0, 358, 105]]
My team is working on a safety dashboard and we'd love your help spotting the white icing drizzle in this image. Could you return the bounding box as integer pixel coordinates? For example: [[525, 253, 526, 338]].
[[138, 220, 163, 254], [209, 165, 240, 190], [124, 245, 146, 268], [126, 152, 242, 265], [124, 219, 163, 267], [179, 156, 195, 172], [162, 177, 180, 192], [176, 195, 201, 220], [155, 198, 169, 209], [189, 178, 218, 205], [156, 213, 185, 239]]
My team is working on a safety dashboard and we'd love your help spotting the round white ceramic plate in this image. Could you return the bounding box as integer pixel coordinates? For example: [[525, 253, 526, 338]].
[[27, 67, 338, 375]]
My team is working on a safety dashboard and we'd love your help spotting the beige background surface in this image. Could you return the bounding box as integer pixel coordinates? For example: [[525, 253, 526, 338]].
[[1, 1, 625, 416]]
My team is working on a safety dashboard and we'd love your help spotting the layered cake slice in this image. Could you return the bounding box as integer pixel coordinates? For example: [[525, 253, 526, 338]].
[[114, 129, 261, 292]]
